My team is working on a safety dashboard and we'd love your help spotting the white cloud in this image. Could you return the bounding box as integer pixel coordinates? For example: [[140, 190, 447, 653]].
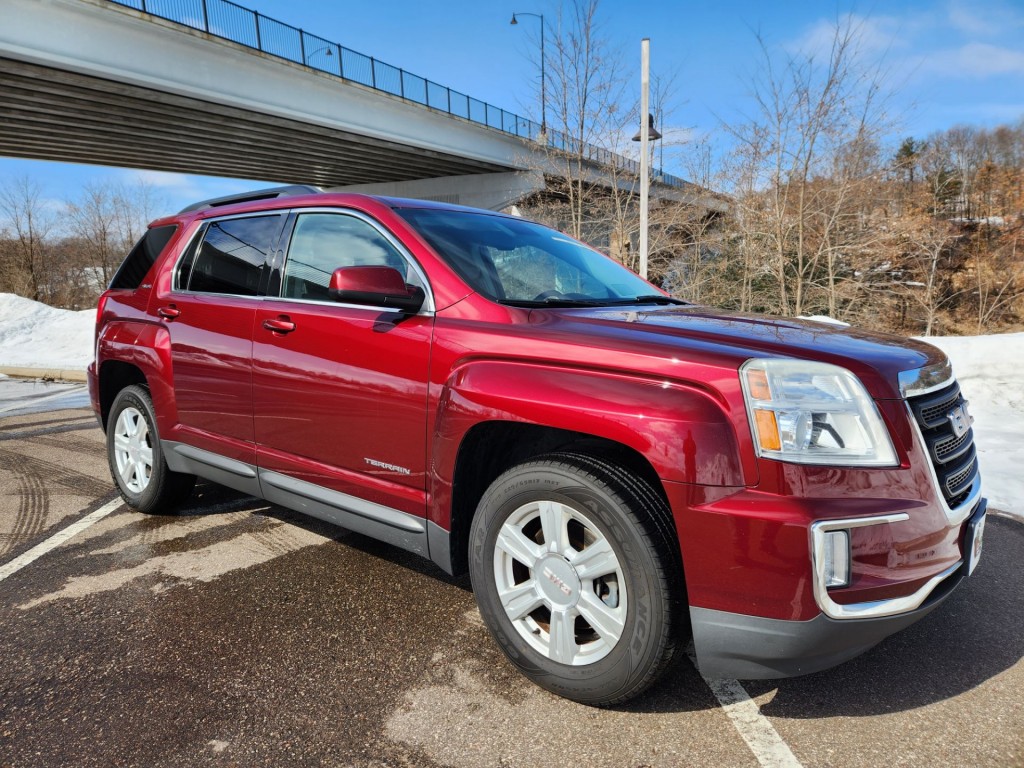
[[126, 170, 195, 189], [112, 169, 267, 213], [927, 42, 1024, 78], [787, 13, 910, 60], [599, 125, 700, 165], [946, 0, 1024, 38]]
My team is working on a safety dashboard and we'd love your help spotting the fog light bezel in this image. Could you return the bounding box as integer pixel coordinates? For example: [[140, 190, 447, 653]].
[[810, 512, 912, 619]]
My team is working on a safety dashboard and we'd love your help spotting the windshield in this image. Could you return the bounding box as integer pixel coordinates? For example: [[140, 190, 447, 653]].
[[395, 207, 678, 307]]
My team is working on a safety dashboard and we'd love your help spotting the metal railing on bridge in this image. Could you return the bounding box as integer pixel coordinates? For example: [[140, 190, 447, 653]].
[[108, 0, 687, 189]]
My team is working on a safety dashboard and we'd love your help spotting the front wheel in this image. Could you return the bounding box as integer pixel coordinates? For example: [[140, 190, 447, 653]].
[[107, 384, 195, 514], [469, 454, 684, 706]]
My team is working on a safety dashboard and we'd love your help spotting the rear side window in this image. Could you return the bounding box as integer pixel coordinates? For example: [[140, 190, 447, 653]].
[[109, 225, 178, 290], [178, 215, 283, 296]]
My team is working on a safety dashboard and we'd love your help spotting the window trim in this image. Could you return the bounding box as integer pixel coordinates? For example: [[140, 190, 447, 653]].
[[269, 207, 436, 315], [170, 212, 287, 299]]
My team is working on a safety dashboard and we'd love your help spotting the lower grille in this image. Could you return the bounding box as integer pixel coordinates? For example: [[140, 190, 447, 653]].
[[907, 381, 979, 509]]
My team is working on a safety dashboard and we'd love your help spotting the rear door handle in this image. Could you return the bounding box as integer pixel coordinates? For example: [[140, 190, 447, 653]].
[[157, 305, 180, 320], [262, 317, 296, 334]]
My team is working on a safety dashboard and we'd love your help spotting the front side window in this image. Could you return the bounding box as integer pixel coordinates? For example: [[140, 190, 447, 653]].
[[179, 215, 283, 296], [280, 212, 421, 302]]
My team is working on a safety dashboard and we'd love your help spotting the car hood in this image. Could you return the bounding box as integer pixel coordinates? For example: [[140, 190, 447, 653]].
[[534, 305, 946, 400]]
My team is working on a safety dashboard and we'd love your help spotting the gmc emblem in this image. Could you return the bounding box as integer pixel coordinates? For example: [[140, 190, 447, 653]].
[[948, 403, 971, 438]]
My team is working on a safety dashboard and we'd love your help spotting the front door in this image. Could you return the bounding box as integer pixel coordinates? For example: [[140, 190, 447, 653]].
[[251, 210, 432, 518]]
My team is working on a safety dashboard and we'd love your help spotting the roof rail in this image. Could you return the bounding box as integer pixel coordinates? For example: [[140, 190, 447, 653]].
[[178, 185, 324, 214]]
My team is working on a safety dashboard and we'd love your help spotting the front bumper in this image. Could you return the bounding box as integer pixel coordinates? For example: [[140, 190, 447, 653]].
[[692, 498, 986, 679]]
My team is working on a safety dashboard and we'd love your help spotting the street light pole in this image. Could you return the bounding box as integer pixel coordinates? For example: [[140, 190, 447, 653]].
[[510, 12, 546, 136], [639, 38, 651, 280]]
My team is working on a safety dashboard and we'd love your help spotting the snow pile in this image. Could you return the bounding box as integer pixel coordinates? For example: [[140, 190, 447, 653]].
[[798, 315, 851, 326], [0, 293, 94, 369], [922, 334, 1024, 520]]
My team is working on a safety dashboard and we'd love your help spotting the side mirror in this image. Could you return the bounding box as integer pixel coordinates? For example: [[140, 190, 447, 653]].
[[328, 266, 425, 313]]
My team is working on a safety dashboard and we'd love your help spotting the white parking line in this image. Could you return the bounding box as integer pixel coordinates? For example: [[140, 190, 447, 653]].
[[705, 677, 803, 768], [690, 650, 804, 768], [0, 498, 122, 583]]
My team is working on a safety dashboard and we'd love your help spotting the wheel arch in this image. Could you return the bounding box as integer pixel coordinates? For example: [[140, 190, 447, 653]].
[[98, 359, 147, 429], [445, 421, 673, 578]]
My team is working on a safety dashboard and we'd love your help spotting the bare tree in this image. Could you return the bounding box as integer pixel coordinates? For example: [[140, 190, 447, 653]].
[[973, 221, 1023, 332], [547, 0, 627, 239], [895, 216, 963, 336], [721, 17, 896, 319], [66, 179, 162, 288], [0, 176, 56, 302]]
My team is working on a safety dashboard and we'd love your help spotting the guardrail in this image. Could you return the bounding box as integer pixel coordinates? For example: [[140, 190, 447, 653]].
[[107, 0, 687, 189]]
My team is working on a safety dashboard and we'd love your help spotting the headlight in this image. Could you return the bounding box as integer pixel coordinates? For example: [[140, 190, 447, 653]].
[[740, 359, 897, 467]]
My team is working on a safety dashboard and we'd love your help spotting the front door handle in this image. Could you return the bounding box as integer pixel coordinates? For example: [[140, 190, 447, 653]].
[[263, 317, 296, 334], [157, 305, 180, 320]]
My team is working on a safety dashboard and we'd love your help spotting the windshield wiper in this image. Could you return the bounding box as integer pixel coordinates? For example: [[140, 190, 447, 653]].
[[606, 295, 689, 306], [498, 298, 605, 308], [498, 295, 688, 309]]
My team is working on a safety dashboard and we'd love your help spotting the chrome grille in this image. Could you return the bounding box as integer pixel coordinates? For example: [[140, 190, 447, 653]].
[[918, 389, 962, 428], [934, 429, 971, 462], [907, 381, 979, 509]]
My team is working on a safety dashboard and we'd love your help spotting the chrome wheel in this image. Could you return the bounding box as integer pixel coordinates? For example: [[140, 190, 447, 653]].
[[493, 499, 626, 666], [112, 405, 153, 494]]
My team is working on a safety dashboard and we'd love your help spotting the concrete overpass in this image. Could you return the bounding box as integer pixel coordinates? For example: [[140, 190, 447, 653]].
[[0, 0, 724, 212]]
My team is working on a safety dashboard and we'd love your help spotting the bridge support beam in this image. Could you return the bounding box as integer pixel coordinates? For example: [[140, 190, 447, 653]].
[[333, 172, 546, 211]]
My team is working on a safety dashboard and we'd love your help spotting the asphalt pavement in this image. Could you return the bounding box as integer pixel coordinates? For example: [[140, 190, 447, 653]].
[[0, 404, 1021, 768]]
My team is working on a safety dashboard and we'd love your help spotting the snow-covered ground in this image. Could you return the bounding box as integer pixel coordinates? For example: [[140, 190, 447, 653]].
[[0, 292, 1021, 518]]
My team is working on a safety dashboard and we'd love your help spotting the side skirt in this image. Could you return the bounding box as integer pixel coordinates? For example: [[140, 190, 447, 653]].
[[162, 441, 432, 560]]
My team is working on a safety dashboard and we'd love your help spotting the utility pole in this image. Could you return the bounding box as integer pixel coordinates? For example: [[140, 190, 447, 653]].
[[639, 38, 651, 280]]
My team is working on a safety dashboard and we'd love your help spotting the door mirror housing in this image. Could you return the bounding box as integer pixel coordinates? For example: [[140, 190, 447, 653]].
[[328, 266, 425, 313]]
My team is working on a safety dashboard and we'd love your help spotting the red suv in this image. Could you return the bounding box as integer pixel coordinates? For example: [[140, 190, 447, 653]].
[[89, 187, 987, 705]]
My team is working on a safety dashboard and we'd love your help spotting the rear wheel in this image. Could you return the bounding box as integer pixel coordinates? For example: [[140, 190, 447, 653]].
[[469, 453, 684, 706], [107, 385, 195, 514]]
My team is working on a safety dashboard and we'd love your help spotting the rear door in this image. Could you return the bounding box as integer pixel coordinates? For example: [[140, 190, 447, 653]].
[[251, 209, 433, 518], [156, 212, 285, 466]]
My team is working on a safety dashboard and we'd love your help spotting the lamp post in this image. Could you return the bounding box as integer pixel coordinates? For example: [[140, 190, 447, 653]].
[[630, 38, 658, 280], [305, 44, 334, 66], [510, 12, 546, 136]]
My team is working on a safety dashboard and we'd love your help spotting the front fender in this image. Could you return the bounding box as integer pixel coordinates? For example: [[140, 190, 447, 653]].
[[432, 360, 752, 499]]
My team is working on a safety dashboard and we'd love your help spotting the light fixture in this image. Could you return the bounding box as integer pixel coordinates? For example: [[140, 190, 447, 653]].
[[510, 11, 546, 135], [632, 113, 662, 142]]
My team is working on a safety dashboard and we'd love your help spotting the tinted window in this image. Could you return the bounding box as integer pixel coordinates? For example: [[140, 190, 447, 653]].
[[109, 225, 178, 290], [396, 208, 653, 305], [280, 213, 418, 302], [183, 215, 282, 296]]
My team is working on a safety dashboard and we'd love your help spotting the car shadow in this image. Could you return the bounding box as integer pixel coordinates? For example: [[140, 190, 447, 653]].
[[170, 485, 1024, 717]]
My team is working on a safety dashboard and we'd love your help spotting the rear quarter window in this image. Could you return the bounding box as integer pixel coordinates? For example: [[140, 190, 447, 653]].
[[108, 225, 178, 290], [177, 214, 284, 296]]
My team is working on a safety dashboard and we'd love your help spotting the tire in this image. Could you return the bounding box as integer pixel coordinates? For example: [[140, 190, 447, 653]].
[[469, 453, 684, 706], [107, 384, 195, 514]]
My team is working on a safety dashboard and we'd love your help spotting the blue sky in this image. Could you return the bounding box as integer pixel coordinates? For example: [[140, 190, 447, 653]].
[[2, 0, 1022, 216]]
